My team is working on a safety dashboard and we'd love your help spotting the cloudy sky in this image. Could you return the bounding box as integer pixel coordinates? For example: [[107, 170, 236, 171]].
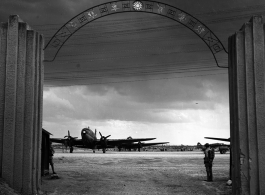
[[1, 0, 264, 145]]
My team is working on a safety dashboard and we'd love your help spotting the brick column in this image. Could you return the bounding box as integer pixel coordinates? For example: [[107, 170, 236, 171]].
[[0, 15, 44, 195], [228, 16, 265, 195]]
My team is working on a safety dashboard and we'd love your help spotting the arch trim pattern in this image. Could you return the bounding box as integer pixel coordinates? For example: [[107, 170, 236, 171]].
[[44, 0, 228, 68]]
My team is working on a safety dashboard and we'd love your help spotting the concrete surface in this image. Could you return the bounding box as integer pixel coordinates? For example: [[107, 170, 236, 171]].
[[0, 15, 44, 194]]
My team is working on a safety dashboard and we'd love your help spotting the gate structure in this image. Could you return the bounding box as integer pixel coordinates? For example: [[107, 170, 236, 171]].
[[228, 16, 265, 195], [0, 1, 265, 195], [0, 15, 44, 194]]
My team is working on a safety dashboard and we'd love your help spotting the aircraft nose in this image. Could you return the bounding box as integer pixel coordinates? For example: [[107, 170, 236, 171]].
[[81, 130, 88, 142]]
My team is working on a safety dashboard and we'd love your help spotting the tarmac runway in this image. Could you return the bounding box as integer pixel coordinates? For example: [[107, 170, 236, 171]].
[[41, 151, 232, 195]]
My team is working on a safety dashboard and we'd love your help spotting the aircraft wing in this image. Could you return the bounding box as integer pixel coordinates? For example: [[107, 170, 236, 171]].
[[210, 143, 230, 148], [204, 137, 230, 142], [102, 138, 156, 145], [129, 142, 169, 148], [74, 145, 116, 149], [50, 138, 83, 145], [50, 138, 66, 144]]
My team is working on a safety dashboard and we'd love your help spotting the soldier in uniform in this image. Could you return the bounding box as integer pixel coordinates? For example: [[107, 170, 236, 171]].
[[204, 143, 214, 182], [49, 141, 56, 175]]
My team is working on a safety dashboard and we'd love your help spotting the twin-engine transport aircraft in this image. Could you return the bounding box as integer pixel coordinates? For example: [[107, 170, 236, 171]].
[[116, 136, 169, 152], [197, 141, 230, 154], [197, 137, 230, 153], [204, 137, 230, 154], [50, 127, 168, 153]]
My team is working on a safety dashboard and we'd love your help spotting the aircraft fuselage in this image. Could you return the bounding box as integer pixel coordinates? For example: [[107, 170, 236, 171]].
[[81, 128, 97, 149]]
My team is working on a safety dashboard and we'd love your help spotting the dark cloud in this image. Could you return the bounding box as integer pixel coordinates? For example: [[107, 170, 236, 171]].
[[0, 0, 100, 24], [83, 73, 229, 107], [43, 71, 228, 124]]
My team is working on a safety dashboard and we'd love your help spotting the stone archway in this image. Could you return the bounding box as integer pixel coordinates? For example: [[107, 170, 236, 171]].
[[1, 3, 265, 195]]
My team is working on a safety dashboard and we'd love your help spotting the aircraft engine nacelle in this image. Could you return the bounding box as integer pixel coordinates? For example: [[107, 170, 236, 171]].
[[99, 132, 111, 153], [64, 130, 77, 153], [219, 146, 229, 154]]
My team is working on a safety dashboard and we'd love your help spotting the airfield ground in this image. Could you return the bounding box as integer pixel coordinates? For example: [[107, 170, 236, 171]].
[[40, 151, 232, 195]]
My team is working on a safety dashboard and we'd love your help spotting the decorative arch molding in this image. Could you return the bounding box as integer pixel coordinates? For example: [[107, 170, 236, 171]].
[[44, 0, 228, 68]]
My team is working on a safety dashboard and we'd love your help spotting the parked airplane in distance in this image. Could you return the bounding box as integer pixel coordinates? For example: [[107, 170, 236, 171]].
[[50, 127, 169, 153], [116, 136, 169, 152], [197, 141, 230, 154], [203, 137, 230, 154]]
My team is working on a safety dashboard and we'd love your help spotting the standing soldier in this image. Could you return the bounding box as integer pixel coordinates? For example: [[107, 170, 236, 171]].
[[203, 143, 214, 182], [49, 141, 56, 175]]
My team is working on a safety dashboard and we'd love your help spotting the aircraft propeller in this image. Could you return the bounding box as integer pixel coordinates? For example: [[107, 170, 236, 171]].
[[99, 132, 111, 153], [64, 130, 78, 139], [64, 130, 78, 153]]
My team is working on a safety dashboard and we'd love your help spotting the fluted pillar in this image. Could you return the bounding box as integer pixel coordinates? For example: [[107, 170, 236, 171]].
[[228, 16, 265, 195], [0, 15, 44, 195]]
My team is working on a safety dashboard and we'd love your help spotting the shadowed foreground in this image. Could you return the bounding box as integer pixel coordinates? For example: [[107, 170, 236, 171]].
[[41, 151, 232, 195]]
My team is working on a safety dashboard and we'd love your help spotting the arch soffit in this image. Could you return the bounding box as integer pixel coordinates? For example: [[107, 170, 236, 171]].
[[44, 0, 228, 68]]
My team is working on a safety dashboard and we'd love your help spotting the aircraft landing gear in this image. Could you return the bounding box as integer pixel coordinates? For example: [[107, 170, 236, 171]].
[[103, 148, 106, 153], [70, 147, 73, 153]]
